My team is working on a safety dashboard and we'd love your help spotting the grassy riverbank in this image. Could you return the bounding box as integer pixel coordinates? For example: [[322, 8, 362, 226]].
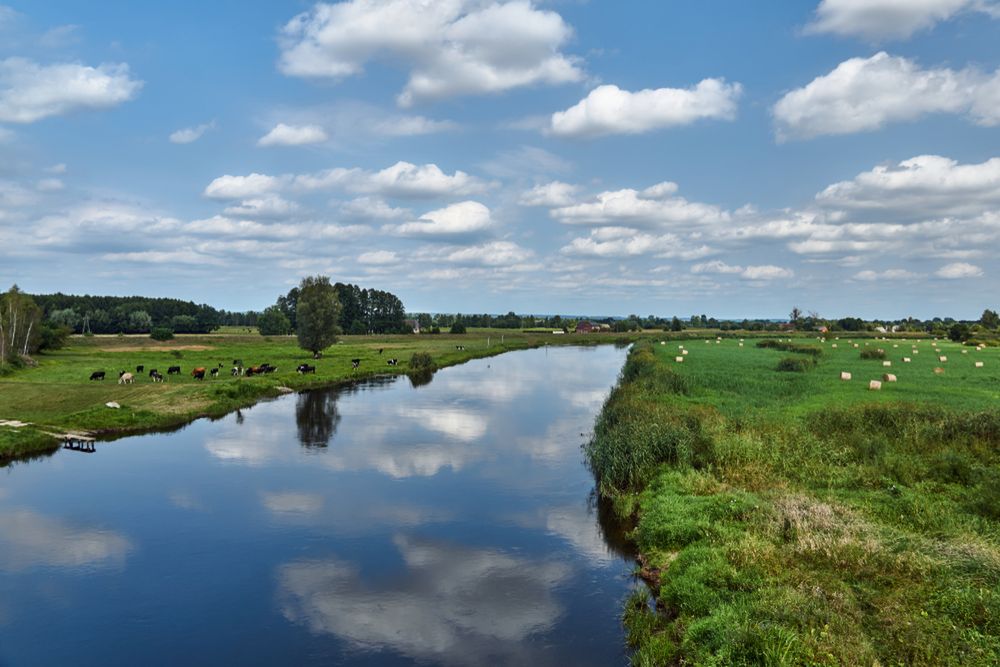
[[0, 327, 644, 462], [588, 338, 1000, 665]]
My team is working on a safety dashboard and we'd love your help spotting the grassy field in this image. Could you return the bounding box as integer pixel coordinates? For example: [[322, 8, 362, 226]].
[[587, 337, 1000, 666], [0, 327, 642, 461]]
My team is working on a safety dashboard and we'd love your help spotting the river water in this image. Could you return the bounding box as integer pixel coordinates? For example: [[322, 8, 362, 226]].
[[0, 345, 634, 666]]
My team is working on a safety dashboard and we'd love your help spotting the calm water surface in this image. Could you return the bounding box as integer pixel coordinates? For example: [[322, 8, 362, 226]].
[[0, 345, 635, 666]]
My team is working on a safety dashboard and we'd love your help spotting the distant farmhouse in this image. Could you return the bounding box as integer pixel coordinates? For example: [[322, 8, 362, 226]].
[[575, 320, 611, 333], [404, 318, 420, 334]]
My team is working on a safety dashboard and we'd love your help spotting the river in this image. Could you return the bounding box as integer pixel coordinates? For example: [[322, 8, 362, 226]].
[[0, 345, 634, 666]]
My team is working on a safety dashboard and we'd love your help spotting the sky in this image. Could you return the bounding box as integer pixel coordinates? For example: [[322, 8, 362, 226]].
[[0, 0, 998, 319]]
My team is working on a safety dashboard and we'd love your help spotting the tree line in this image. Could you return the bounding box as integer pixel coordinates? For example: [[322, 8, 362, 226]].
[[31, 292, 223, 334]]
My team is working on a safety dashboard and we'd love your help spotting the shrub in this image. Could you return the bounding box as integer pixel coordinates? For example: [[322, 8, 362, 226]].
[[409, 351, 435, 370], [756, 340, 822, 356], [150, 327, 174, 341], [776, 357, 815, 372], [450, 322, 467, 334], [860, 348, 886, 360]]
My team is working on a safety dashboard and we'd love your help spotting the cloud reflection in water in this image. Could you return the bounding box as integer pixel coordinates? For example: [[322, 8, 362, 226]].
[[278, 534, 571, 665]]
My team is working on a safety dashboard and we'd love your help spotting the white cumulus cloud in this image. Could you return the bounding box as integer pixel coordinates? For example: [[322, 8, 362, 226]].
[[389, 200, 492, 236], [258, 122, 329, 146], [278, 0, 583, 106], [445, 240, 533, 266], [935, 262, 983, 279], [805, 0, 996, 41], [204, 173, 287, 199], [519, 181, 579, 207], [773, 52, 1000, 140], [0, 57, 142, 123], [816, 155, 1000, 218], [169, 121, 214, 144], [692, 260, 793, 280], [854, 269, 918, 281], [549, 80, 742, 138], [550, 183, 729, 227], [357, 249, 399, 265]]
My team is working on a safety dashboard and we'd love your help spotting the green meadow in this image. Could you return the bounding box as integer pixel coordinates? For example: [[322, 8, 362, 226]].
[[0, 327, 617, 460], [588, 337, 1000, 666]]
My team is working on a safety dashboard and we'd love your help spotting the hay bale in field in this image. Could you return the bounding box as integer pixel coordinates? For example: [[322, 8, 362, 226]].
[[682, 349, 689, 355], [831, 343, 838, 348], [893, 344, 898, 348], [869, 380, 882, 391], [939, 356, 948, 362], [840, 371, 852, 381], [738, 342, 744, 347], [934, 367, 945, 375], [961, 350, 968, 354], [678, 345, 684, 349], [853, 343, 860, 348], [882, 360, 891, 367], [903, 357, 911, 363], [882, 373, 897, 382], [659, 341, 665, 345], [675, 356, 684, 363], [975, 361, 984, 368]]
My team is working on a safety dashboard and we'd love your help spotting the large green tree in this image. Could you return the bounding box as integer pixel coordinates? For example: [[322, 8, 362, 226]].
[[981, 309, 1000, 330], [295, 276, 342, 357]]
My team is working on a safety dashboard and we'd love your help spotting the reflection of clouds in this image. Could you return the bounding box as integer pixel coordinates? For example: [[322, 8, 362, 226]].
[[168, 490, 203, 511], [0, 509, 132, 572], [515, 417, 590, 462], [398, 407, 488, 442], [205, 419, 289, 466], [323, 441, 478, 478], [278, 535, 570, 665], [544, 506, 618, 565], [261, 491, 324, 515], [562, 388, 609, 412]]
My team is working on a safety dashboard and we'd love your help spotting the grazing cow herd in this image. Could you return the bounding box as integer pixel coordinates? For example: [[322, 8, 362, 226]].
[[87, 349, 415, 383]]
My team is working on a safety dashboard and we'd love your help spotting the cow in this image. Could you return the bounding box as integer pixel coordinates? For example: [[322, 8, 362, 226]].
[[150, 371, 164, 382], [210, 368, 219, 377], [351, 358, 361, 369], [233, 359, 243, 367], [387, 358, 398, 366], [218, 362, 224, 368], [118, 372, 134, 385], [192, 367, 206, 380], [89, 371, 105, 381], [148, 368, 158, 378], [297, 364, 316, 374], [378, 348, 384, 355], [119, 370, 128, 378], [245, 366, 258, 377], [259, 363, 276, 374], [136, 365, 144, 374], [167, 366, 181, 375], [231, 367, 241, 376]]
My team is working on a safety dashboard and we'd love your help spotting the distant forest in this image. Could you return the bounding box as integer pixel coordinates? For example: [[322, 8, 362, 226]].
[[28, 281, 412, 336]]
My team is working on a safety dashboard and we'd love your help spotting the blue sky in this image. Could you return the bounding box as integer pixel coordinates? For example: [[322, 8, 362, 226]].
[[0, 0, 998, 318]]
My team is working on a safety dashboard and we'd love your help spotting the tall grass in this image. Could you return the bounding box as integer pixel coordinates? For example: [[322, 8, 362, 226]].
[[588, 338, 1000, 665]]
